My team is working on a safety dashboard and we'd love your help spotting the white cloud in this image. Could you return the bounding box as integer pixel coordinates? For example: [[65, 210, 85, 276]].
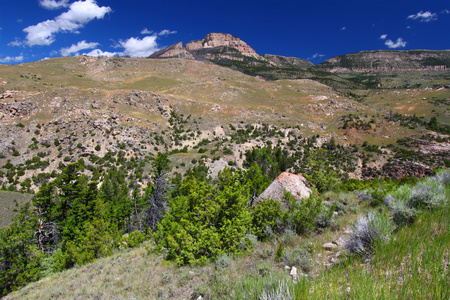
[[39, 0, 69, 10], [119, 36, 160, 57], [83, 49, 117, 57], [158, 29, 177, 36], [340, 26, 346, 31], [141, 28, 153, 35], [0, 56, 24, 63], [141, 29, 176, 36], [442, 9, 450, 14], [24, 0, 111, 46], [380, 34, 387, 40], [8, 38, 23, 47], [82, 29, 175, 58], [307, 53, 325, 60], [385, 37, 407, 49], [60, 40, 99, 56], [407, 11, 438, 22]]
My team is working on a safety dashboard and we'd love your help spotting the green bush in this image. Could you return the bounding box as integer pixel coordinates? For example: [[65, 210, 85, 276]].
[[284, 191, 322, 235], [155, 176, 251, 266], [392, 202, 418, 227], [251, 199, 283, 240]]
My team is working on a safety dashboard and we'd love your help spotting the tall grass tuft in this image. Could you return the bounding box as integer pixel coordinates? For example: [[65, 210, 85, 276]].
[[260, 280, 293, 300], [344, 211, 394, 257]]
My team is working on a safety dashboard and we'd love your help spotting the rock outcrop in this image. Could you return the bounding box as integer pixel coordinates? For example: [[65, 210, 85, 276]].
[[149, 42, 194, 60], [263, 54, 314, 69], [254, 172, 311, 208], [150, 33, 260, 59], [316, 50, 450, 73]]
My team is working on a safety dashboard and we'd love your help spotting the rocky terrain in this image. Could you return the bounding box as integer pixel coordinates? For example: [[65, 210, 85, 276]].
[[0, 35, 449, 195], [316, 50, 450, 73], [149, 34, 450, 89]]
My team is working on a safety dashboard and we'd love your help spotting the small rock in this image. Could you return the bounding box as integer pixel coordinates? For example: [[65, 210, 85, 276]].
[[290, 266, 298, 278], [323, 243, 338, 251]]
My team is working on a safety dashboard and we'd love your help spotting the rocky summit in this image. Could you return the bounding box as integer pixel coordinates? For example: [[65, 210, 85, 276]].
[[150, 33, 260, 59]]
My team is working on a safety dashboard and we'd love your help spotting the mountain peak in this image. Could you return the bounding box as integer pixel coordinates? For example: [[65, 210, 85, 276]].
[[150, 32, 259, 59]]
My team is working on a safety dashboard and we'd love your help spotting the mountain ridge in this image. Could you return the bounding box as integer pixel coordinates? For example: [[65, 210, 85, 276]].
[[150, 33, 450, 75]]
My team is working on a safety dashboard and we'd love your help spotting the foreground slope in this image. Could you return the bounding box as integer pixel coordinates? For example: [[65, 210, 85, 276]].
[[4, 172, 448, 299]]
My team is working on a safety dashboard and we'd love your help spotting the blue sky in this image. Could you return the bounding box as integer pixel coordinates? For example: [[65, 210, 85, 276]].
[[0, 0, 449, 64]]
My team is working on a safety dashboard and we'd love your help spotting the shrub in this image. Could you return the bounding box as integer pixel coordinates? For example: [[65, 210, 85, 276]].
[[279, 228, 297, 247], [284, 192, 322, 235], [281, 247, 312, 273], [275, 242, 285, 262], [215, 253, 234, 269], [155, 177, 251, 266], [251, 199, 284, 240], [315, 201, 337, 231], [391, 201, 418, 227], [344, 212, 393, 257], [239, 233, 258, 251], [119, 231, 147, 249]]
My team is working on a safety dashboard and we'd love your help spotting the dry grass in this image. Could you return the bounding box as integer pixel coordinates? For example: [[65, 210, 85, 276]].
[[0, 191, 33, 228]]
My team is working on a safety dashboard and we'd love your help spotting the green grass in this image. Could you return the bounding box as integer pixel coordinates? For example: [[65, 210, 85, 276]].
[[0, 191, 33, 228], [293, 202, 450, 299]]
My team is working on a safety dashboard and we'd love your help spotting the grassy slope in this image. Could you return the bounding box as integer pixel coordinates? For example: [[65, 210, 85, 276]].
[[294, 204, 450, 299], [5, 182, 449, 300], [0, 191, 33, 228]]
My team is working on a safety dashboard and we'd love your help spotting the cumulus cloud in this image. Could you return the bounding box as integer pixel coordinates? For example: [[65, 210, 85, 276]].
[[60, 40, 99, 56], [385, 37, 407, 49], [0, 56, 24, 63], [380, 34, 387, 40], [119, 36, 160, 57], [39, 0, 69, 10], [83, 49, 117, 57], [83, 29, 175, 58], [340, 26, 346, 31], [442, 9, 450, 14], [24, 0, 111, 46], [407, 11, 438, 22]]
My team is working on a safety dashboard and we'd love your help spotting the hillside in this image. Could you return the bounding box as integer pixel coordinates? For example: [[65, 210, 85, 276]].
[[4, 172, 449, 299], [0, 48, 449, 298], [316, 50, 450, 73], [148, 33, 450, 89]]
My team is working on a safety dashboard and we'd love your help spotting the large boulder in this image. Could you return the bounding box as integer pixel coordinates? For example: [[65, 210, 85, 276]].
[[254, 172, 311, 208]]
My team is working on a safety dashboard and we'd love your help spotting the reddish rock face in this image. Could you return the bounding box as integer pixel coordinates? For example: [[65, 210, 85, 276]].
[[149, 42, 194, 59], [254, 172, 312, 209], [150, 32, 259, 59], [201, 33, 257, 56], [185, 40, 203, 51]]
